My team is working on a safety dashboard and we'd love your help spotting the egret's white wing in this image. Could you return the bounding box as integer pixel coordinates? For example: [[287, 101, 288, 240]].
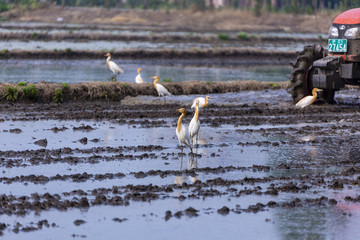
[[191, 97, 205, 109], [176, 123, 191, 148], [156, 83, 171, 96], [189, 118, 200, 139], [109, 61, 124, 74], [135, 74, 144, 83], [295, 96, 314, 109]]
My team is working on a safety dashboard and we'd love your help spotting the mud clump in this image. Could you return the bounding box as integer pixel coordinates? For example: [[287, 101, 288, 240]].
[[217, 206, 230, 215], [112, 218, 128, 223], [34, 138, 48, 147], [73, 220, 86, 226]]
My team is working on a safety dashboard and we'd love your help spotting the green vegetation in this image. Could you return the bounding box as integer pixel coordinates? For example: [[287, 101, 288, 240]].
[[206, 81, 211, 85], [65, 48, 72, 54], [162, 77, 172, 83], [62, 82, 70, 90], [237, 32, 248, 41], [17, 82, 27, 86], [4, 86, 18, 102], [218, 33, 230, 41], [0, 49, 9, 55], [32, 32, 38, 39], [53, 88, 64, 103], [0, 0, 13, 12], [21, 84, 39, 101], [269, 82, 277, 88]]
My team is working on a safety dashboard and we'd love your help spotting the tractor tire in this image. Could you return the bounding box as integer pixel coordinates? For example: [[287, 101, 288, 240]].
[[290, 44, 335, 104]]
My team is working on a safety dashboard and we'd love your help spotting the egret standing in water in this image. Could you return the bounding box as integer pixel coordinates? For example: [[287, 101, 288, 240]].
[[151, 76, 172, 101], [105, 53, 124, 81], [189, 100, 200, 148], [295, 88, 323, 109], [176, 108, 192, 154], [135, 68, 144, 84], [191, 96, 210, 109]]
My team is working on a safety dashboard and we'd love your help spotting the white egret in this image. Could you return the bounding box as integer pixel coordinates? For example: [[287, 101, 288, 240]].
[[105, 53, 124, 81], [191, 96, 210, 109], [176, 108, 192, 154], [295, 88, 323, 109], [189, 100, 200, 148], [152, 76, 172, 97], [135, 68, 144, 84]]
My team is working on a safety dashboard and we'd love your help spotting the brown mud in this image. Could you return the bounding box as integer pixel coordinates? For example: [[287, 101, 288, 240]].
[[1, 90, 360, 237], [0, 48, 297, 60], [0, 96, 360, 233], [0, 31, 326, 43]]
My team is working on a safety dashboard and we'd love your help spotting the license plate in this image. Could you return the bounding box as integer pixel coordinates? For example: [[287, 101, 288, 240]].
[[328, 39, 347, 52]]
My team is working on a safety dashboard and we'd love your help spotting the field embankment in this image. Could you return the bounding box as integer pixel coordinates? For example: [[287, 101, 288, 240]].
[[0, 80, 289, 103]]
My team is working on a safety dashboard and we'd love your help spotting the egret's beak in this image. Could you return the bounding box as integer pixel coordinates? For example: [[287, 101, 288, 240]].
[[316, 89, 323, 92], [176, 109, 181, 112], [104, 53, 108, 56]]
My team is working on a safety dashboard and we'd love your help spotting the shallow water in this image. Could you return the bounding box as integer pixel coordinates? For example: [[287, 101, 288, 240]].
[[0, 59, 291, 83], [2, 89, 360, 239]]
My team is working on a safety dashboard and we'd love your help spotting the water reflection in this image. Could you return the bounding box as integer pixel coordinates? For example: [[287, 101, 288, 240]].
[[0, 59, 291, 84], [175, 154, 197, 185]]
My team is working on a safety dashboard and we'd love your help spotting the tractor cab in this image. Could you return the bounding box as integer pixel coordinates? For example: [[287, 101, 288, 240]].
[[328, 8, 360, 61], [290, 8, 360, 104]]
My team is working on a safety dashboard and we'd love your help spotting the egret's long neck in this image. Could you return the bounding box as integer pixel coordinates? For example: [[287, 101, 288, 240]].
[[106, 57, 111, 68], [312, 89, 317, 98], [195, 104, 199, 122], [153, 79, 159, 90], [204, 98, 208, 107], [177, 113, 185, 132], [313, 92, 317, 99]]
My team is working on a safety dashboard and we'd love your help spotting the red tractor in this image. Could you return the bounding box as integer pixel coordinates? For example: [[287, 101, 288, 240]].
[[291, 8, 360, 104]]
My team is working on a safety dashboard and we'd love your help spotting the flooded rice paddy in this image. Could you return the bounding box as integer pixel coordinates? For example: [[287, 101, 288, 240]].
[[1, 20, 359, 239], [2, 89, 360, 239], [0, 59, 291, 83]]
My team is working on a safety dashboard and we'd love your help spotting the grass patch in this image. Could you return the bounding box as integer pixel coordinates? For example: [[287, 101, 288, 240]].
[[17, 82, 27, 86], [4, 86, 18, 102], [53, 88, 64, 103], [21, 84, 39, 101], [162, 77, 172, 83], [237, 32, 248, 41], [269, 82, 277, 88], [32, 32, 38, 39], [218, 33, 230, 41], [62, 82, 70, 90]]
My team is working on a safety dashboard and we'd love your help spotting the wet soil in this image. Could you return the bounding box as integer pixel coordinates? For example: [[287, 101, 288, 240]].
[[0, 48, 297, 61], [1, 89, 360, 238]]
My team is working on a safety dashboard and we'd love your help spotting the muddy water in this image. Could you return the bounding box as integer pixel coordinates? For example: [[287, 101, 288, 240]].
[[1, 89, 360, 239], [0, 59, 290, 83]]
